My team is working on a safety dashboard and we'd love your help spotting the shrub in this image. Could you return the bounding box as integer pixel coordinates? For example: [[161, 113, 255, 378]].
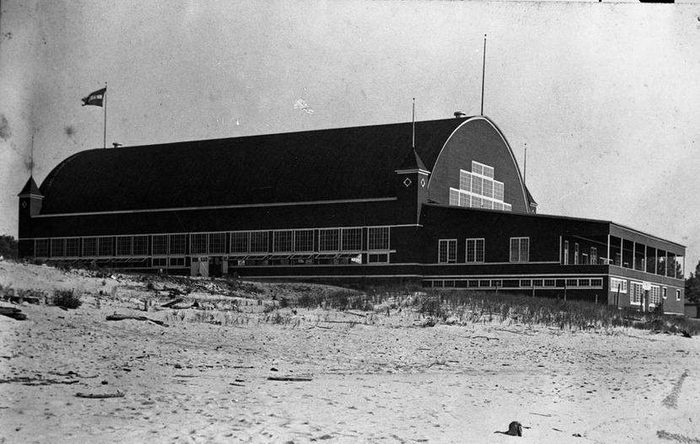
[[53, 289, 82, 309]]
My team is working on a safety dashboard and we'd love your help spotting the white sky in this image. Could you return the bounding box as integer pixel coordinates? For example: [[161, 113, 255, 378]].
[[1, 0, 699, 273]]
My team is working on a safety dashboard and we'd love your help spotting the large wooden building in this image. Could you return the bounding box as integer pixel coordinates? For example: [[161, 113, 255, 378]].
[[17, 115, 686, 313]]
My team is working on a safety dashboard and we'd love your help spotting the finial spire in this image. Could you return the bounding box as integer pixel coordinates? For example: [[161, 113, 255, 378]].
[[412, 98, 416, 149], [481, 34, 487, 116]]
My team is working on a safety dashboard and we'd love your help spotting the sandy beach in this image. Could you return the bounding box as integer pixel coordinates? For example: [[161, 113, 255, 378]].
[[1, 261, 698, 443]]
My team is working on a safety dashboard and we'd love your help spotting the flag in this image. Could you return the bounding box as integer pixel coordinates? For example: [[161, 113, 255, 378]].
[[81, 87, 106, 107]]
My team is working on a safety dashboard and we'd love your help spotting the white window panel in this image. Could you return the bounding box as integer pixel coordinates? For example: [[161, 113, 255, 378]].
[[65, 238, 80, 257], [368, 227, 389, 250], [250, 232, 269, 253], [50, 238, 65, 257], [273, 230, 293, 252], [341, 228, 362, 251], [169, 234, 187, 255], [133, 236, 149, 256], [294, 230, 314, 252], [319, 228, 340, 251], [208, 233, 227, 254], [230, 232, 249, 253], [449, 188, 460, 206], [190, 233, 208, 254], [116, 236, 133, 256]]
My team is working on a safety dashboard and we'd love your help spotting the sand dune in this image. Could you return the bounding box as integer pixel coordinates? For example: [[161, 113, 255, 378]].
[[0, 261, 699, 443]]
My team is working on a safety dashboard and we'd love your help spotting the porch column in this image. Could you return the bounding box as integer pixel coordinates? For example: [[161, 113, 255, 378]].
[[606, 234, 610, 265], [632, 242, 636, 270]]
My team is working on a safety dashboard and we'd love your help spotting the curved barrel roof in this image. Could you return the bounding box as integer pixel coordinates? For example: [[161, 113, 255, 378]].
[[39, 116, 536, 215]]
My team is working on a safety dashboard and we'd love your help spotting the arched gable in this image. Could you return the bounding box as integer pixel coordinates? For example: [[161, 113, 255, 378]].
[[427, 116, 534, 214]]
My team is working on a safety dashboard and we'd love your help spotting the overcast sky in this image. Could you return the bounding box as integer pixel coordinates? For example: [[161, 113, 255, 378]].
[[1, 0, 699, 273]]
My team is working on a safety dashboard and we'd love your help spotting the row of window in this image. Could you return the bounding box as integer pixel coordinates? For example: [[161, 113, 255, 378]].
[[33, 227, 392, 258], [449, 189, 513, 212], [611, 277, 681, 303], [448, 161, 513, 212], [437, 237, 529, 264], [425, 277, 604, 289]]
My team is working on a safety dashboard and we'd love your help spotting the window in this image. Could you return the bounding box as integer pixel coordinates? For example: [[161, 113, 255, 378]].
[[152, 235, 168, 255], [482, 179, 493, 199], [650, 286, 660, 305], [65, 238, 80, 257], [273, 230, 293, 252], [590, 247, 598, 265], [50, 238, 65, 257], [368, 227, 389, 250], [544, 279, 556, 287], [493, 181, 504, 201], [472, 176, 483, 195], [459, 171, 472, 192], [532, 279, 543, 287], [452, 163, 510, 211], [566, 279, 578, 287], [190, 233, 208, 254], [250, 231, 269, 253], [449, 188, 460, 206], [116, 236, 132, 256], [152, 257, 167, 267], [563, 240, 569, 265], [294, 230, 314, 252], [676, 289, 681, 301], [319, 228, 340, 251], [574, 243, 579, 265], [630, 282, 643, 305], [169, 257, 185, 267], [341, 228, 362, 251], [662, 287, 667, 300], [438, 239, 457, 264], [169, 234, 187, 255], [610, 277, 627, 293], [591, 278, 603, 287], [509, 237, 529, 263], [466, 238, 485, 263], [35, 239, 49, 257], [230, 232, 249, 253], [520, 279, 532, 287], [368, 253, 389, 263], [579, 279, 590, 287], [133, 236, 148, 256], [208, 233, 227, 254], [471, 161, 484, 176], [98, 237, 114, 256], [82, 237, 97, 257]]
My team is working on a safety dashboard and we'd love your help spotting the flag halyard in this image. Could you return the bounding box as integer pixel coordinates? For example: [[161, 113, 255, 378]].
[[81, 87, 107, 107]]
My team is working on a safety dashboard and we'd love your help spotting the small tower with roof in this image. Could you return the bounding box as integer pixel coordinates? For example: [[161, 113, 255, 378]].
[[395, 148, 430, 224], [18, 176, 43, 242]]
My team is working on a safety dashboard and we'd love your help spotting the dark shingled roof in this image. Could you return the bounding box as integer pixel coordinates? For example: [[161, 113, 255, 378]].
[[18, 177, 42, 197], [397, 149, 428, 172], [39, 118, 470, 214]]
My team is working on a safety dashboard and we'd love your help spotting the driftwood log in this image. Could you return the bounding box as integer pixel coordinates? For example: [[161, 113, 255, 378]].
[[0, 307, 26, 321], [76, 391, 125, 399], [267, 376, 313, 382], [106, 314, 168, 327]]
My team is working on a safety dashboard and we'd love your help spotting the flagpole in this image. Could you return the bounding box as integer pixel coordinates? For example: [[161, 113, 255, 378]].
[[481, 34, 487, 116], [411, 98, 416, 149], [103, 82, 107, 149]]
